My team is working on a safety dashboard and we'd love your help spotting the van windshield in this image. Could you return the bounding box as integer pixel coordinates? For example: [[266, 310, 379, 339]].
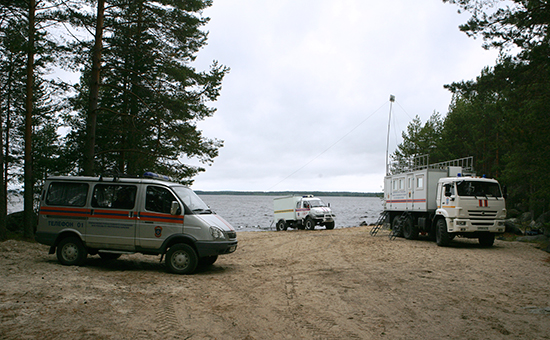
[[307, 199, 326, 208], [172, 186, 211, 213], [456, 180, 502, 198]]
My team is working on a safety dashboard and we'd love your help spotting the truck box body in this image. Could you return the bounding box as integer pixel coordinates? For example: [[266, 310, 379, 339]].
[[384, 168, 447, 212], [274, 196, 302, 221], [381, 156, 506, 247]]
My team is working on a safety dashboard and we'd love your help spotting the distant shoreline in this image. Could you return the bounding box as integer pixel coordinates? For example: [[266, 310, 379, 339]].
[[195, 191, 383, 198]]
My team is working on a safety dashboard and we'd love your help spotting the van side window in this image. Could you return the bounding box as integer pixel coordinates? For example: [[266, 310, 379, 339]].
[[46, 182, 88, 207], [146, 186, 180, 214], [92, 184, 137, 209]]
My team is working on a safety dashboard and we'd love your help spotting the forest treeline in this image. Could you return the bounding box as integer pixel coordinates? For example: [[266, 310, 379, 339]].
[[393, 1, 550, 221], [0, 0, 228, 240], [195, 191, 383, 198], [0, 1, 549, 241]]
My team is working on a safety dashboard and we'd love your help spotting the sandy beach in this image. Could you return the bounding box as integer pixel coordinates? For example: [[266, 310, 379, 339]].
[[1, 226, 549, 339]]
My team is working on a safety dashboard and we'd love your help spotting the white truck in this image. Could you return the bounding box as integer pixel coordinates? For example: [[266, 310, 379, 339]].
[[274, 195, 335, 231], [383, 156, 507, 246]]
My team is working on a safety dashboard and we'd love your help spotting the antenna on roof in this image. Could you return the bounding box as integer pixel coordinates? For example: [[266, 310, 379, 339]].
[[385, 95, 395, 176]]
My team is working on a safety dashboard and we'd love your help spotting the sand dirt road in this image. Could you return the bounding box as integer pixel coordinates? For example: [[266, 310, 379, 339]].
[[1, 226, 550, 339]]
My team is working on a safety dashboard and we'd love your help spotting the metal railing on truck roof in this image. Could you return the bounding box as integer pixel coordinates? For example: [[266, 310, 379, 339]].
[[390, 155, 474, 175]]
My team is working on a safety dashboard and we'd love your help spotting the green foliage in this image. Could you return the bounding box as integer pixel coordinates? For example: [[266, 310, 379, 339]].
[[439, 0, 550, 217], [64, 0, 228, 184]]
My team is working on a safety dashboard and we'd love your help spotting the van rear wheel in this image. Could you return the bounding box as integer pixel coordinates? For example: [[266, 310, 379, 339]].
[[166, 244, 198, 274], [57, 237, 87, 266]]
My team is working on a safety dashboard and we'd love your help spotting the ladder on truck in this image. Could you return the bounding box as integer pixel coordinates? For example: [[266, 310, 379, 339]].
[[389, 211, 412, 240], [370, 211, 389, 236]]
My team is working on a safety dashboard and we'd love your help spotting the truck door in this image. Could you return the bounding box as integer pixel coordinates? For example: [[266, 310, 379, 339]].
[[87, 183, 138, 250], [136, 185, 184, 249], [407, 174, 414, 210]]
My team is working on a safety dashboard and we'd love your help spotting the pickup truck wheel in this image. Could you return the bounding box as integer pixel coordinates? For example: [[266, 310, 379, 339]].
[[166, 244, 198, 274], [478, 233, 495, 247], [276, 220, 287, 231], [435, 219, 451, 246], [56, 237, 87, 266], [325, 221, 335, 230], [305, 217, 315, 230], [403, 217, 419, 240]]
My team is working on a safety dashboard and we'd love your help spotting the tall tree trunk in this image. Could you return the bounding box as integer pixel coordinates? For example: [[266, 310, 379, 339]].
[[83, 0, 105, 176], [23, 0, 36, 239], [0, 99, 6, 241]]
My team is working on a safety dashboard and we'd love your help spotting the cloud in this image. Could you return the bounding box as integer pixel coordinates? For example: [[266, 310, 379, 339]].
[[188, 0, 499, 192]]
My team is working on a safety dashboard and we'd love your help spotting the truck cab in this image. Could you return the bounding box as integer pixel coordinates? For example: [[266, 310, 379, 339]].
[[435, 176, 506, 246]]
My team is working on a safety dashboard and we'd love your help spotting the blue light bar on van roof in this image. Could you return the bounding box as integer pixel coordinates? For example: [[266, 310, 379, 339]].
[[143, 172, 171, 181]]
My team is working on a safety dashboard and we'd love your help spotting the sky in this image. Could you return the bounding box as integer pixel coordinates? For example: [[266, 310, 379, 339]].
[[188, 0, 500, 193]]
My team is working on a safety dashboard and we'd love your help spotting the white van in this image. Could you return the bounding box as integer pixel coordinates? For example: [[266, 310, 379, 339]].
[[35, 172, 237, 274]]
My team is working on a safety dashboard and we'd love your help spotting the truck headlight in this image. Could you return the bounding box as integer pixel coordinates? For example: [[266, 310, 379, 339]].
[[210, 226, 226, 240], [456, 221, 466, 226]]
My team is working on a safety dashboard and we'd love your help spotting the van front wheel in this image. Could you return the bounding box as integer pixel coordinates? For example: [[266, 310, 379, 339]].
[[57, 237, 87, 266], [166, 244, 198, 274]]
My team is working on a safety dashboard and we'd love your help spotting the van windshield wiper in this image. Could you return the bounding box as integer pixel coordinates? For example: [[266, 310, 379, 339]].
[[192, 208, 213, 214]]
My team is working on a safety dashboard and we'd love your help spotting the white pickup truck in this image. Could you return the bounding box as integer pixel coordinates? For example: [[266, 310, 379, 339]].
[[274, 195, 335, 231]]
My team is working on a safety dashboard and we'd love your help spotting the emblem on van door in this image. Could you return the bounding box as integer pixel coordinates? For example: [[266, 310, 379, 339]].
[[155, 226, 162, 238]]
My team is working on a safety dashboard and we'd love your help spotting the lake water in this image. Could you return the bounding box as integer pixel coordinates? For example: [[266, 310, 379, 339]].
[[199, 195, 383, 232], [7, 193, 383, 232]]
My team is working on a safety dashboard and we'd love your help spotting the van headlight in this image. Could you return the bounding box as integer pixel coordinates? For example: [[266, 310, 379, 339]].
[[210, 226, 226, 240]]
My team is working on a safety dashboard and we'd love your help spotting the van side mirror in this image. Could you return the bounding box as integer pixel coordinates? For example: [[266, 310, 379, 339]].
[[170, 201, 180, 215]]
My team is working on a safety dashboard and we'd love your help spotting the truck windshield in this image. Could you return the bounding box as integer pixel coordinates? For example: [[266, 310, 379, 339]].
[[307, 199, 326, 208], [172, 186, 211, 213], [456, 180, 502, 198]]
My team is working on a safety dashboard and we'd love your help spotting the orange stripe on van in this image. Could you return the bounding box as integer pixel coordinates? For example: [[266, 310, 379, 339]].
[[139, 212, 184, 224]]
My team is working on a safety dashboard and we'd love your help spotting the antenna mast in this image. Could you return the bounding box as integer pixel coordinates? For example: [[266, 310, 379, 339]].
[[385, 95, 395, 176]]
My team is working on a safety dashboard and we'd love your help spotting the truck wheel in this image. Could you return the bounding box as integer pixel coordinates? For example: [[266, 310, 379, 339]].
[[435, 219, 451, 246], [305, 217, 315, 230], [403, 217, 419, 240], [276, 220, 287, 231], [325, 221, 335, 230], [166, 244, 198, 274], [478, 233, 495, 247], [391, 216, 403, 237], [56, 236, 87, 266]]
